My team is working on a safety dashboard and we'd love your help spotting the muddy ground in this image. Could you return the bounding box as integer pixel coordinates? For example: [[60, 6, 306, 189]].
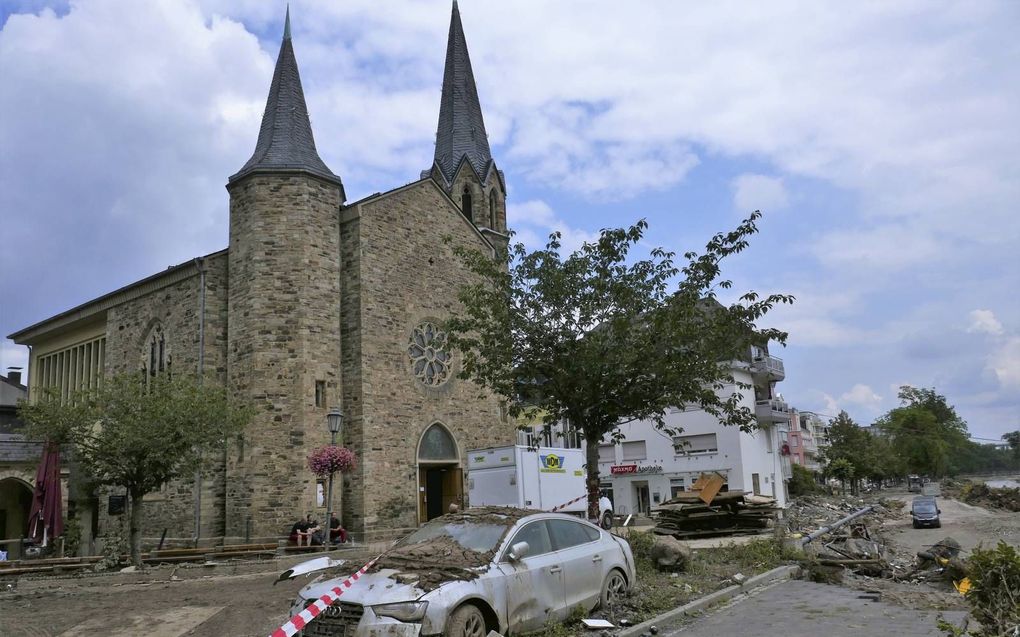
[[0, 551, 376, 637], [1, 490, 1016, 637]]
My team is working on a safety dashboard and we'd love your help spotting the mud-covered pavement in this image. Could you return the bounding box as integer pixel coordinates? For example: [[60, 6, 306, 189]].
[[2, 491, 1017, 637], [882, 492, 1020, 556], [0, 550, 376, 637]]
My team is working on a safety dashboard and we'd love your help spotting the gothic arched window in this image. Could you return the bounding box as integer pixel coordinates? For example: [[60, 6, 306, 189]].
[[461, 186, 473, 219], [141, 323, 171, 381], [488, 190, 497, 229]]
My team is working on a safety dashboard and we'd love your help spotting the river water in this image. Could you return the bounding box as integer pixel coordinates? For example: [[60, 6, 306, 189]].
[[985, 478, 1020, 489]]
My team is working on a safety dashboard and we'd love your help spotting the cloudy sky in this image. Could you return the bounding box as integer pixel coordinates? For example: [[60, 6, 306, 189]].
[[1, 0, 1017, 440]]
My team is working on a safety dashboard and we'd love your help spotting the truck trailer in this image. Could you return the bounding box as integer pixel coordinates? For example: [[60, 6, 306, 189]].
[[467, 445, 614, 529]]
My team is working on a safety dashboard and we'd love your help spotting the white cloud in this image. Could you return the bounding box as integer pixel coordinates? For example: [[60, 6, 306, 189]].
[[732, 174, 788, 213], [0, 340, 29, 376], [841, 383, 883, 409], [988, 337, 1020, 390], [820, 383, 884, 417], [967, 309, 1004, 336], [809, 224, 942, 270], [507, 200, 599, 255]]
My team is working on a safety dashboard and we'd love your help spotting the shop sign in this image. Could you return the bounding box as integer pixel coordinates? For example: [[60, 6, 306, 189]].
[[637, 465, 664, 475], [610, 464, 663, 475]]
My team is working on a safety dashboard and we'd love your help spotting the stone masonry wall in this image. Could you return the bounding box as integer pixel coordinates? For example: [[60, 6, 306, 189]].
[[227, 173, 343, 540], [347, 179, 515, 540], [99, 252, 230, 545]]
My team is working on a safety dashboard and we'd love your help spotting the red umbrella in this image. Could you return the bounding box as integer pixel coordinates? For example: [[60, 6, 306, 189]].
[[28, 442, 63, 546]]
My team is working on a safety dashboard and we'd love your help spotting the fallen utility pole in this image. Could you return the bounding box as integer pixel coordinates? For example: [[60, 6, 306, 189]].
[[800, 505, 876, 547]]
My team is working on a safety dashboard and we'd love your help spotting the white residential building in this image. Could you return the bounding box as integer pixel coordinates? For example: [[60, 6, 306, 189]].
[[519, 345, 791, 515]]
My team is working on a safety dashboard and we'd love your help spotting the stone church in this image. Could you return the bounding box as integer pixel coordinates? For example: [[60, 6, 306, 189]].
[[8, 3, 512, 546]]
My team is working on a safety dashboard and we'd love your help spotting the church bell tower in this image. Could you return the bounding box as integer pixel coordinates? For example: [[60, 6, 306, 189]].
[[224, 8, 344, 538], [427, 1, 508, 251]]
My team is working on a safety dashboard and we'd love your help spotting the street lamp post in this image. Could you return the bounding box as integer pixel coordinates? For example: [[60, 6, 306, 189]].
[[324, 407, 343, 551]]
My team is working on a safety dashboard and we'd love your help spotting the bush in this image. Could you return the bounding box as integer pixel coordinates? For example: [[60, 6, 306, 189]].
[[964, 541, 1020, 636], [627, 530, 656, 564], [789, 464, 820, 496]]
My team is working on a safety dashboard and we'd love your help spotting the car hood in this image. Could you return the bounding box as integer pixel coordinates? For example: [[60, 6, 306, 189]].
[[299, 568, 431, 606]]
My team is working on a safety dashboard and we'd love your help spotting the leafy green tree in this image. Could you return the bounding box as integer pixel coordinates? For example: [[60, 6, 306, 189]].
[[788, 463, 820, 496], [821, 411, 873, 494], [445, 215, 793, 519], [862, 434, 902, 485], [826, 458, 855, 495], [20, 373, 252, 565], [877, 386, 969, 478], [1005, 430, 1020, 461]]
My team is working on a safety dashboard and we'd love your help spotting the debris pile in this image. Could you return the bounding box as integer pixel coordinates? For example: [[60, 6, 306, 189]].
[[650, 474, 780, 539], [813, 522, 889, 577], [958, 483, 1020, 512]]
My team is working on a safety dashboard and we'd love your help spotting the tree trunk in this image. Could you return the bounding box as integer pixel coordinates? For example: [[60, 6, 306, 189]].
[[584, 436, 601, 522], [129, 488, 144, 567]]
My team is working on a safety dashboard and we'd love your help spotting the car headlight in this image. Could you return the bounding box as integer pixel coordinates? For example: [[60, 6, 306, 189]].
[[372, 601, 429, 622]]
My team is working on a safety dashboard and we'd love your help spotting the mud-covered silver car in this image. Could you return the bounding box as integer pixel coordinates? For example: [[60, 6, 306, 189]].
[[293, 507, 635, 636]]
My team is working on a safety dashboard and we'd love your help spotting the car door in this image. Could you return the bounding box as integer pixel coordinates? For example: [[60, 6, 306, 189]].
[[497, 520, 567, 633], [547, 518, 603, 611]]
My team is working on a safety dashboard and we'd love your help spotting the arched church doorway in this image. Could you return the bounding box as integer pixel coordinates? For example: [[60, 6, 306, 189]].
[[0, 477, 33, 559], [417, 423, 463, 523]]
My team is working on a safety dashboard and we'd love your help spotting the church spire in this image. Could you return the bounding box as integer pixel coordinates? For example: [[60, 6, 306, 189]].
[[229, 7, 342, 190], [432, 0, 493, 183]]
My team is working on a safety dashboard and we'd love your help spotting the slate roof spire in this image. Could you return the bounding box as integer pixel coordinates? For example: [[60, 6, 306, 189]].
[[229, 7, 342, 190], [432, 0, 494, 184]]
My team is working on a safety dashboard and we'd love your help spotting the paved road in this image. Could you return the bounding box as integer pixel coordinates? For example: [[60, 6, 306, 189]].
[[655, 580, 967, 637], [883, 494, 1020, 556]]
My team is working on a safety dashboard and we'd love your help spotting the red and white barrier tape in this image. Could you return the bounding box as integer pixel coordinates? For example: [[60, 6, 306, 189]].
[[269, 556, 379, 637], [550, 494, 588, 512]]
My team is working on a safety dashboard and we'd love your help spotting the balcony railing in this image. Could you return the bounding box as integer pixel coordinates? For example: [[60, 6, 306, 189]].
[[750, 351, 785, 382], [755, 398, 791, 423]]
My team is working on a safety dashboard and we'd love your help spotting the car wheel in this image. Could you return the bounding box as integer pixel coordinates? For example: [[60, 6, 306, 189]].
[[447, 603, 487, 637], [912, 521, 919, 529], [599, 569, 628, 609], [600, 512, 613, 530]]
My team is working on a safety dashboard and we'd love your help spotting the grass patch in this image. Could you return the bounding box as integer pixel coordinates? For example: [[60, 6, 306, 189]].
[[531, 535, 795, 637]]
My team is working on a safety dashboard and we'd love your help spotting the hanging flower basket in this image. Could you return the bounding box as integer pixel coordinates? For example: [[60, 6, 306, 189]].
[[308, 445, 357, 477]]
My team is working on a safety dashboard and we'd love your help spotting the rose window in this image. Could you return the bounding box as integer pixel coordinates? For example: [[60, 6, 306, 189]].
[[408, 322, 452, 387]]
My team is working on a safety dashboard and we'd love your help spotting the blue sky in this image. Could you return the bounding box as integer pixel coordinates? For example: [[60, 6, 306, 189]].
[[1, 0, 1017, 441]]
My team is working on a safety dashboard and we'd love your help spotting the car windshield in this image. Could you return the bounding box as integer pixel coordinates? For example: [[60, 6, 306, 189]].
[[394, 519, 509, 553], [914, 502, 936, 513]]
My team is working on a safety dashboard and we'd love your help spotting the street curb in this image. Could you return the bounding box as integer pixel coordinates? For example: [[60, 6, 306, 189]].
[[617, 564, 801, 637]]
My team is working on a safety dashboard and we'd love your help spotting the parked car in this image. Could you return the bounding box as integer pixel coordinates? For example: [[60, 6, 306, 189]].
[[911, 496, 941, 529], [290, 507, 635, 636]]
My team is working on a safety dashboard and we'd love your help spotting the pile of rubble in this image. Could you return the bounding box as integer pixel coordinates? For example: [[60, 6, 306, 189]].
[[650, 473, 780, 540], [811, 521, 890, 577], [652, 491, 779, 539], [959, 483, 1020, 512]]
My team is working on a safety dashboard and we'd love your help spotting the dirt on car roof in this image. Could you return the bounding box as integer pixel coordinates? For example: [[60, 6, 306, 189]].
[[369, 506, 537, 591]]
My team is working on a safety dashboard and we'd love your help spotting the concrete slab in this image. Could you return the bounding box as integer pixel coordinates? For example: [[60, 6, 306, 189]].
[[58, 606, 224, 637]]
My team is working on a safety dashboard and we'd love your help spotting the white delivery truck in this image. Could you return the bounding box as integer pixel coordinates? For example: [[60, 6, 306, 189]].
[[466, 445, 614, 529]]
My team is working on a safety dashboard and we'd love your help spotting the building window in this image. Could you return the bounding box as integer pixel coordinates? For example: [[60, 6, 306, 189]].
[[673, 433, 718, 455], [141, 323, 171, 381], [670, 478, 686, 499], [621, 440, 646, 461], [461, 186, 473, 219], [407, 321, 452, 387], [488, 190, 497, 228], [315, 380, 325, 408], [598, 444, 615, 464], [36, 335, 107, 402]]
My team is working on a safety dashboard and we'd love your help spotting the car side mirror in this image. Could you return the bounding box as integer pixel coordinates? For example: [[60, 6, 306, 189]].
[[937, 509, 941, 514], [508, 541, 530, 562]]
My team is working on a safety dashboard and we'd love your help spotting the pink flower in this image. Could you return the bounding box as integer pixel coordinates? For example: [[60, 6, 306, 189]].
[[308, 445, 357, 476]]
